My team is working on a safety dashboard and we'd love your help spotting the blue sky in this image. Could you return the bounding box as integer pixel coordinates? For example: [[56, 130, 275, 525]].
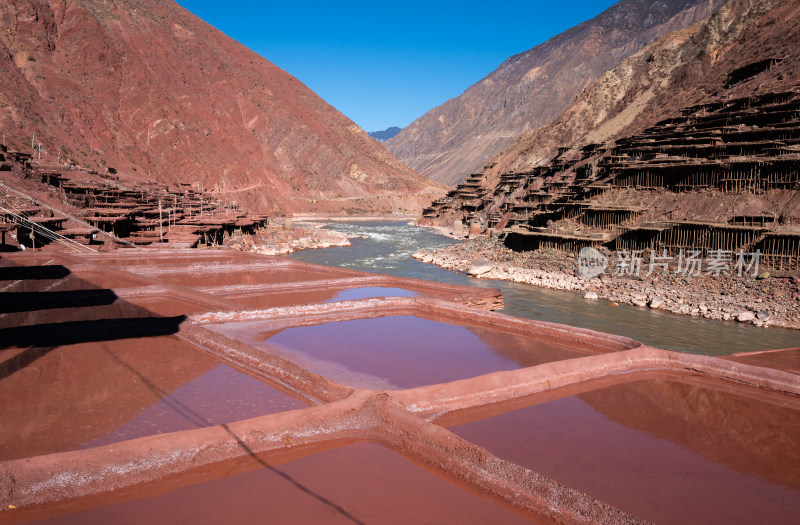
[[175, 1, 618, 132]]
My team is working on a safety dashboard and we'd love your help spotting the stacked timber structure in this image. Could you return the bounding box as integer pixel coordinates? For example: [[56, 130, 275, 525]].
[[0, 144, 268, 251], [421, 91, 800, 271]]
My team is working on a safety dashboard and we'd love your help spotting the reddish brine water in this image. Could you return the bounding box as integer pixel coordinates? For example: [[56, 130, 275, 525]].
[[29, 443, 537, 524], [0, 295, 211, 329], [0, 336, 306, 460], [0, 271, 147, 293], [142, 267, 335, 287], [449, 378, 800, 524], [81, 363, 308, 448], [724, 347, 800, 375], [229, 286, 420, 309], [214, 315, 594, 389], [95, 253, 253, 268]]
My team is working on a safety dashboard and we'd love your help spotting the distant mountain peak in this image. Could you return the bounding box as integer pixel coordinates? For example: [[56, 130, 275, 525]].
[[368, 127, 403, 142]]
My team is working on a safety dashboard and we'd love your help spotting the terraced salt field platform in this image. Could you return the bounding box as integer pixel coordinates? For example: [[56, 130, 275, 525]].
[[1, 248, 798, 524]]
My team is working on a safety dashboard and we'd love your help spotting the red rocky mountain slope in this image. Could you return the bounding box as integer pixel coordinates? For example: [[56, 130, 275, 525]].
[[485, 0, 800, 181], [385, 0, 727, 186], [0, 0, 444, 215], [420, 0, 800, 257]]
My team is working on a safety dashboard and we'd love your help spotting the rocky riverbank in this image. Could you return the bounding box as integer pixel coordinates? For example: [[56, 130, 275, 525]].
[[226, 220, 358, 255], [413, 238, 800, 330]]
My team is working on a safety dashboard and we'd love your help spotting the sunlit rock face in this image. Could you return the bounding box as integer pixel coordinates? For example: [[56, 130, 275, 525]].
[[0, 0, 444, 215], [386, 0, 727, 185]]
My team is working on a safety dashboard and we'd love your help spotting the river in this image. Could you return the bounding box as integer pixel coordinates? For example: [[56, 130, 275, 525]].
[[289, 221, 799, 355]]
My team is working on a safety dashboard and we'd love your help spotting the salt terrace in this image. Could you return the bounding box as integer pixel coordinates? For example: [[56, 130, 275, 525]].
[[424, 91, 800, 272], [1, 247, 799, 524]]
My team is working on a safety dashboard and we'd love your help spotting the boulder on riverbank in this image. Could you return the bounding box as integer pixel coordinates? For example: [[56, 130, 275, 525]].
[[469, 259, 493, 276]]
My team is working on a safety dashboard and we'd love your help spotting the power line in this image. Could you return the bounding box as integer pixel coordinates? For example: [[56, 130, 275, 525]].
[[0, 205, 96, 253], [0, 180, 141, 249]]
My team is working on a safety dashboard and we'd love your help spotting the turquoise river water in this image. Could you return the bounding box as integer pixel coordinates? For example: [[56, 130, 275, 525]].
[[289, 221, 799, 355]]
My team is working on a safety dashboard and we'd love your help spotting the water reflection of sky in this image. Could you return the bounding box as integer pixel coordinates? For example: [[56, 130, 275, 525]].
[[261, 315, 584, 389], [263, 316, 518, 389], [327, 287, 418, 302]]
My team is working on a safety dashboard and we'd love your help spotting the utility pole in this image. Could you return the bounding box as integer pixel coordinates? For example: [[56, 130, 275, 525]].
[[159, 200, 163, 243]]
